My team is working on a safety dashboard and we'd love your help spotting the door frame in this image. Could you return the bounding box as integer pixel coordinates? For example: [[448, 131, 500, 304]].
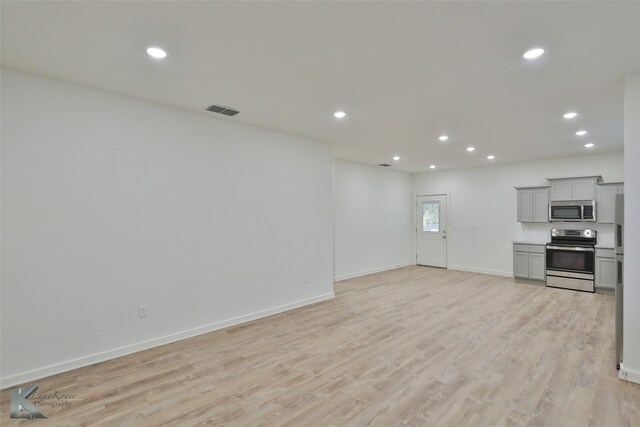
[[414, 192, 450, 268]]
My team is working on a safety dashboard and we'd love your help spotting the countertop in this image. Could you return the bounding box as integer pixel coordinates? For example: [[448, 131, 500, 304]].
[[512, 241, 547, 245]]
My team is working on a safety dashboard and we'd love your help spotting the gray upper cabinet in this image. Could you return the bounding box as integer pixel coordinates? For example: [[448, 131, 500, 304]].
[[548, 176, 600, 201], [517, 189, 533, 222], [516, 187, 549, 223], [533, 188, 549, 222], [550, 180, 572, 201], [572, 178, 597, 200], [596, 182, 624, 224]]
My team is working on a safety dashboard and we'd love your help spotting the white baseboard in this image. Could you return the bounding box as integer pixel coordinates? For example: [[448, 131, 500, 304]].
[[448, 265, 512, 278], [334, 262, 413, 282], [0, 292, 335, 389], [619, 363, 640, 384]]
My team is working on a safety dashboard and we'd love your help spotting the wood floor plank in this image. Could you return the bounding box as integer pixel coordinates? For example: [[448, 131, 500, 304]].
[[1, 266, 639, 425]]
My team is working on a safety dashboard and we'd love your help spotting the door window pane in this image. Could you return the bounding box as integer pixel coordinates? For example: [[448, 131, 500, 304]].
[[423, 201, 440, 232]]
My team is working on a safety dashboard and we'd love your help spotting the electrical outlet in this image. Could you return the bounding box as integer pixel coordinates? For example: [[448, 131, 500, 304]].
[[303, 275, 310, 285], [138, 304, 149, 318]]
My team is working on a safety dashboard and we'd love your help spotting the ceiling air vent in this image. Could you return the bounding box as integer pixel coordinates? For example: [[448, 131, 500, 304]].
[[377, 163, 392, 167], [206, 104, 240, 117]]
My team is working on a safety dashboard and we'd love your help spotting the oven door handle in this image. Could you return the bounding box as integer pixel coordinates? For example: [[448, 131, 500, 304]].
[[546, 245, 595, 252]]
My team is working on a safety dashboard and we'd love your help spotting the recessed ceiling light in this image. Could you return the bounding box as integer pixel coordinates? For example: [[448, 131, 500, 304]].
[[393, 156, 400, 161], [430, 164, 436, 169], [146, 47, 167, 59], [563, 112, 578, 119], [576, 130, 588, 136], [334, 111, 346, 119], [584, 143, 595, 148], [438, 135, 448, 142], [466, 147, 475, 152], [523, 48, 545, 60], [487, 155, 495, 160]]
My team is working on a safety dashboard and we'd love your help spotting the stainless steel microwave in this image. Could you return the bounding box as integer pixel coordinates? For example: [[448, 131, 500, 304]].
[[549, 200, 596, 222]]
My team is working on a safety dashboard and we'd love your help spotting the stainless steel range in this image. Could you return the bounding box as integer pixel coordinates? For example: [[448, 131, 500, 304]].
[[546, 229, 596, 293]]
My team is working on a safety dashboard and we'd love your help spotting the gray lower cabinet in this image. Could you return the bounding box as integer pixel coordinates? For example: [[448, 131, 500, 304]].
[[513, 244, 546, 281], [595, 248, 616, 291], [514, 252, 530, 277], [529, 253, 546, 280], [516, 187, 549, 223]]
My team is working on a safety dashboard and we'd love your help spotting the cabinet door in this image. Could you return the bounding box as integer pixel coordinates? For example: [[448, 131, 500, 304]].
[[596, 258, 616, 289], [551, 180, 572, 201], [533, 188, 549, 222], [597, 185, 618, 224], [529, 253, 546, 280], [572, 178, 596, 200], [517, 189, 533, 222], [514, 252, 530, 278]]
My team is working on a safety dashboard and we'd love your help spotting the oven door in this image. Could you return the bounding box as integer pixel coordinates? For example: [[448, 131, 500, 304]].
[[550, 205, 583, 221], [546, 245, 595, 274]]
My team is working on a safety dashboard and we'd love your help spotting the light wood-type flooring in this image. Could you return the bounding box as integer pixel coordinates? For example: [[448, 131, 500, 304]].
[[2, 266, 640, 426]]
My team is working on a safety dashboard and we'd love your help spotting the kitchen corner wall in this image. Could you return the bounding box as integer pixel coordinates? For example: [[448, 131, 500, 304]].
[[413, 152, 624, 276], [1, 69, 334, 387], [333, 160, 413, 280], [622, 73, 640, 384]]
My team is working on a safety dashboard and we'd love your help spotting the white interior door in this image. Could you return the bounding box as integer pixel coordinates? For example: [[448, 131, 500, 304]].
[[416, 195, 447, 268]]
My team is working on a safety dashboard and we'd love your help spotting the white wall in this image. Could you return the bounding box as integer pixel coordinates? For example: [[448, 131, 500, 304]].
[[622, 73, 640, 383], [413, 152, 624, 276], [0, 69, 334, 387], [334, 160, 412, 280]]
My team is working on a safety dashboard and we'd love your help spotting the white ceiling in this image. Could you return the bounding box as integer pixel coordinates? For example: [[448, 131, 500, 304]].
[[2, 1, 639, 172]]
